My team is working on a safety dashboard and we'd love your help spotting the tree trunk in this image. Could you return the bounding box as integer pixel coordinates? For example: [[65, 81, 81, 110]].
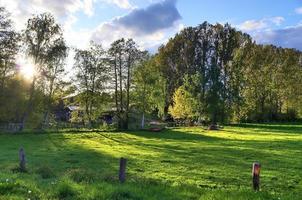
[[43, 78, 54, 129], [118, 52, 124, 129], [119, 52, 123, 113], [20, 76, 37, 130], [125, 56, 131, 130], [114, 56, 120, 128], [141, 113, 145, 129]]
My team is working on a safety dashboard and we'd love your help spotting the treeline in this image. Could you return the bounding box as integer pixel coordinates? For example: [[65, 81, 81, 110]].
[[151, 22, 302, 123], [0, 8, 148, 130], [0, 6, 301, 130]]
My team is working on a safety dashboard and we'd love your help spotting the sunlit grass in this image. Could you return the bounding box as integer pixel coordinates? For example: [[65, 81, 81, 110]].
[[0, 124, 301, 199]]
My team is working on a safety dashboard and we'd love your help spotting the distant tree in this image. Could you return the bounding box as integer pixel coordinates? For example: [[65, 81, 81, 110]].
[[155, 22, 260, 124], [74, 41, 108, 126], [133, 57, 167, 128], [169, 74, 200, 121], [108, 38, 143, 129], [169, 86, 196, 121]]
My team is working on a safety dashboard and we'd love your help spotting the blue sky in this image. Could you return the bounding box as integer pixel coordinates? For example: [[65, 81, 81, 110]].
[[179, 0, 301, 26], [1, 0, 302, 72], [1, 0, 302, 50]]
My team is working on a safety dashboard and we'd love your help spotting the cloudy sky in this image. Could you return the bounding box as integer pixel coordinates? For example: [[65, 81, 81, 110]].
[[1, 0, 302, 72]]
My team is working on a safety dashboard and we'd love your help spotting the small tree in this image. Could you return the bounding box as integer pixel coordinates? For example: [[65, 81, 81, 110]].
[[169, 85, 199, 121]]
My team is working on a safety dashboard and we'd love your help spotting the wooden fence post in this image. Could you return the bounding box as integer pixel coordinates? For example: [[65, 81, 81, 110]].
[[19, 148, 26, 172], [252, 162, 261, 191], [119, 157, 127, 183]]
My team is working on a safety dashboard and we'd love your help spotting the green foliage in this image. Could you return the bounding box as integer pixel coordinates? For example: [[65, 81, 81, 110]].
[[153, 21, 302, 123], [0, 7, 19, 83], [74, 41, 109, 126], [169, 85, 199, 120], [108, 38, 145, 129], [233, 44, 302, 122], [132, 57, 167, 128]]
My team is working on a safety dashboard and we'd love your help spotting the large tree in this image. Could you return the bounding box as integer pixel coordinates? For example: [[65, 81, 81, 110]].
[[22, 13, 67, 129], [108, 38, 143, 129]]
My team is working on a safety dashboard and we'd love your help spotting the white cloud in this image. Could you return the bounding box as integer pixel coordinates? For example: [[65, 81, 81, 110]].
[[0, 0, 136, 31], [83, 0, 96, 16], [91, 0, 182, 51], [295, 7, 302, 14], [236, 16, 302, 50], [108, 0, 133, 9], [238, 16, 285, 32], [92, 20, 182, 51], [0, 0, 88, 30], [270, 16, 284, 26], [238, 19, 267, 31], [253, 24, 302, 50]]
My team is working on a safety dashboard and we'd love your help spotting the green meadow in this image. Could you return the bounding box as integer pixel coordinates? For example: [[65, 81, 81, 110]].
[[0, 124, 301, 199]]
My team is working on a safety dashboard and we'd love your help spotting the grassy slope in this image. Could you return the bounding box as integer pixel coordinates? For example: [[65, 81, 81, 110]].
[[0, 124, 301, 199]]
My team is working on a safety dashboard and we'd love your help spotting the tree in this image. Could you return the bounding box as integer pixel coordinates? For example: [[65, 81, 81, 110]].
[[74, 41, 108, 126], [108, 39, 125, 129], [22, 12, 66, 129], [42, 27, 68, 127], [133, 57, 167, 128], [108, 38, 142, 129], [155, 22, 250, 124], [169, 85, 198, 121], [0, 7, 19, 96]]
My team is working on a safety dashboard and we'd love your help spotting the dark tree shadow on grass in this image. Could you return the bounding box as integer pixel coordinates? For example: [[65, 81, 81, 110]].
[[231, 123, 302, 134]]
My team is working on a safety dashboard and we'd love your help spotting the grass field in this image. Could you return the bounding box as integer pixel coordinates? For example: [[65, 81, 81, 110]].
[[0, 124, 301, 199]]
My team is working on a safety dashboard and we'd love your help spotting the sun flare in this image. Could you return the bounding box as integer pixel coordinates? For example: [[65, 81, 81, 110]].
[[19, 59, 36, 79]]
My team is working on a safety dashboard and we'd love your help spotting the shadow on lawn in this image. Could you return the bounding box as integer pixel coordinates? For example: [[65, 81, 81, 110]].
[[231, 123, 302, 134], [128, 128, 228, 142], [0, 134, 207, 200]]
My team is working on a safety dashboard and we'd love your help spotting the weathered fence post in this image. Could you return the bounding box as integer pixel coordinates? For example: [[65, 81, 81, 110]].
[[252, 162, 261, 191], [119, 157, 127, 183], [19, 148, 26, 172]]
